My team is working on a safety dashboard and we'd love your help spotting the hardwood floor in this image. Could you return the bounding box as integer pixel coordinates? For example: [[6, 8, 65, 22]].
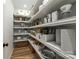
[[11, 41, 41, 59]]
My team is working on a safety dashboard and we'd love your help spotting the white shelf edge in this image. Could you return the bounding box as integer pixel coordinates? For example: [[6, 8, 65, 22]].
[[13, 39, 27, 42], [13, 21, 30, 23], [30, 0, 43, 15], [13, 27, 29, 29], [13, 16, 76, 29], [28, 39, 44, 59], [13, 33, 29, 36], [28, 33, 74, 59], [13, 14, 31, 18], [29, 16, 76, 28]]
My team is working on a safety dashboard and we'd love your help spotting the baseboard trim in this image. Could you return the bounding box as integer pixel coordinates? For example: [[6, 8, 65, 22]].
[[8, 48, 14, 59]]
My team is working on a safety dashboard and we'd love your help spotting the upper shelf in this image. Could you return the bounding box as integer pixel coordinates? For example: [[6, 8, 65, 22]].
[[29, 0, 75, 22], [13, 0, 75, 23], [29, 16, 76, 28], [30, 0, 43, 16], [13, 16, 76, 29]]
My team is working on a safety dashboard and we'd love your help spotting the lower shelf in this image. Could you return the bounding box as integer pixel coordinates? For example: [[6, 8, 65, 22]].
[[28, 33, 76, 59], [28, 39, 45, 59]]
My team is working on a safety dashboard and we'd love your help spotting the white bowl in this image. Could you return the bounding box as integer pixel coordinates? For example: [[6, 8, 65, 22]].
[[60, 4, 72, 13]]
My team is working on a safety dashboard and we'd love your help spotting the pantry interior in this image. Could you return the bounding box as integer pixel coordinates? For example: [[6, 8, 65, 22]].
[[3, 0, 76, 59]]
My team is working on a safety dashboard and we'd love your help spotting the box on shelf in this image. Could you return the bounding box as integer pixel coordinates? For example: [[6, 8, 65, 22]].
[[47, 13, 52, 23], [61, 29, 76, 55], [52, 11, 58, 22]]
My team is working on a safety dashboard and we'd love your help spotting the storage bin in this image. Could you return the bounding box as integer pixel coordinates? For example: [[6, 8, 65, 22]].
[[41, 34, 54, 42]]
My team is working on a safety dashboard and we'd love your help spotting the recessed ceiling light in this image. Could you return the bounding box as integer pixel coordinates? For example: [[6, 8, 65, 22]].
[[24, 4, 27, 8]]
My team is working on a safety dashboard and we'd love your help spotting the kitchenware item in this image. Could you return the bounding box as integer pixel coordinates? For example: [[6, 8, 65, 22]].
[[44, 17, 48, 23], [17, 37, 21, 40], [21, 23, 25, 27], [42, 49, 55, 59], [60, 4, 72, 19], [60, 4, 72, 13]]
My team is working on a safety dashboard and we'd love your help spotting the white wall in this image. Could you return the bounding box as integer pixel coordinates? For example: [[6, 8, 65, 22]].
[[3, 0, 14, 59]]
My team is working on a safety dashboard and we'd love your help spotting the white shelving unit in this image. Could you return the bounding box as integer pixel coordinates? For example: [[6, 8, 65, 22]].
[[13, 0, 76, 59], [13, 15, 30, 43], [29, 16, 76, 28], [28, 39, 45, 59], [28, 33, 75, 59]]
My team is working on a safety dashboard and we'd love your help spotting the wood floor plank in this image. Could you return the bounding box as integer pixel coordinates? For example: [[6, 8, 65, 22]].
[[11, 41, 41, 59]]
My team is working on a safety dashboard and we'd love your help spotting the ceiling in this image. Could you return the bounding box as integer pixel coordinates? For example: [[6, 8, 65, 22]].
[[12, 0, 36, 10]]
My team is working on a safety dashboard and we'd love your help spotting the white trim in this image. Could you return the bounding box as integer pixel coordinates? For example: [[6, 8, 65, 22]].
[[8, 48, 14, 59]]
